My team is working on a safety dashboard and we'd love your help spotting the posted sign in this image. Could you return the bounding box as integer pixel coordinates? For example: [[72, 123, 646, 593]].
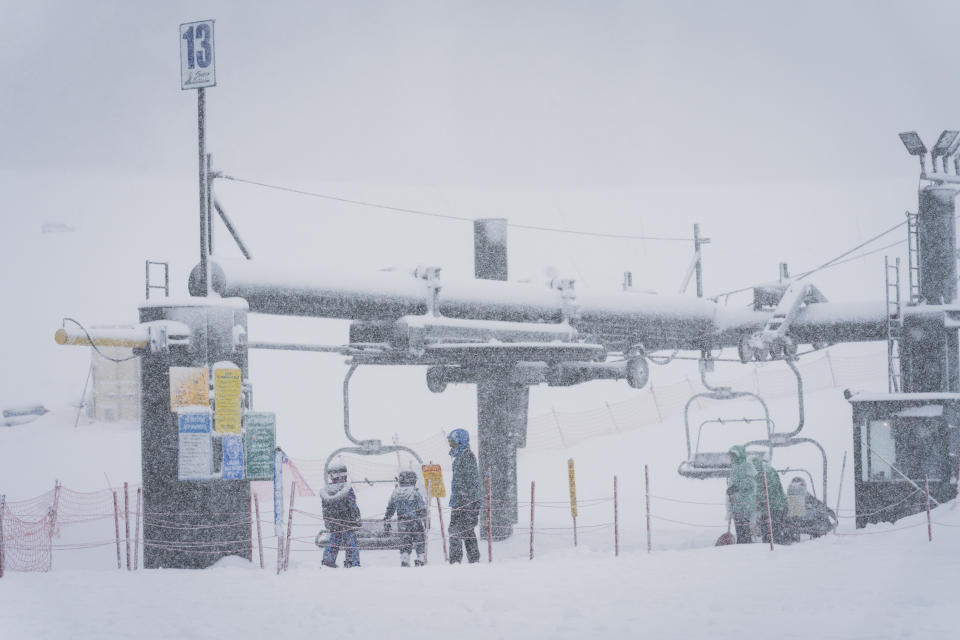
[[568, 458, 578, 518], [178, 410, 212, 480], [221, 434, 245, 480], [421, 464, 446, 498], [180, 20, 216, 89], [214, 367, 242, 434], [244, 412, 276, 481]]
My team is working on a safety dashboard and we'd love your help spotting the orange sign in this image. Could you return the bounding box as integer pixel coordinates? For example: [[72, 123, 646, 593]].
[[169, 367, 209, 410], [422, 464, 446, 498]]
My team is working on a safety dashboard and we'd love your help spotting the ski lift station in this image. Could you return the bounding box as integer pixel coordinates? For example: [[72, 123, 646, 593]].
[[51, 126, 960, 568]]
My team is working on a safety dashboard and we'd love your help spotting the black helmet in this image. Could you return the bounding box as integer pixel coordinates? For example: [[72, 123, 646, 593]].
[[398, 470, 417, 487]]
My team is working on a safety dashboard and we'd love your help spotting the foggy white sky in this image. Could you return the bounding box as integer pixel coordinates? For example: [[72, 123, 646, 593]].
[[2, 1, 958, 185]]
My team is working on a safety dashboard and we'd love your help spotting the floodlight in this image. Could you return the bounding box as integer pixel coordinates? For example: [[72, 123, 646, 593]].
[[899, 131, 927, 155], [898, 131, 928, 173], [932, 130, 960, 172]]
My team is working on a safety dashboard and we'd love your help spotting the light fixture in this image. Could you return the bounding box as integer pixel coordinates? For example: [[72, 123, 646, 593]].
[[931, 130, 959, 173], [899, 131, 928, 174]]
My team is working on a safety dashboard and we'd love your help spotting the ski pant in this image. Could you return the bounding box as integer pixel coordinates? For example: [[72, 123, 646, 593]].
[[448, 511, 480, 563], [759, 507, 788, 544], [733, 515, 753, 544], [398, 521, 425, 556], [324, 530, 360, 567]]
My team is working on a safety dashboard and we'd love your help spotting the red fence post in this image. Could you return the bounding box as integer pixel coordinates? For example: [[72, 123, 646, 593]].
[[283, 481, 296, 572], [50, 480, 61, 537], [134, 488, 142, 570], [124, 482, 131, 571], [644, 464, 652, 553], [925, 475, 932, 542], [486, 472, 493, 563], [436, 497, 448, 563], [112, 491, 121, 569], [614, 475, 619, 557], [529, 481, 535, 561], [762, 470, 774, 551], [254, 493, 264, 569]]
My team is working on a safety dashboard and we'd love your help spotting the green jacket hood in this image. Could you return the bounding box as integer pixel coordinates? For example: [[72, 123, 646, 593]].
[[729, 445, 747, 463]]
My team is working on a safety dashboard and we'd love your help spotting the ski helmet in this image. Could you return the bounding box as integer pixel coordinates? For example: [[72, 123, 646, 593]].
[[328, 462, 348, 485], [398, 470, 417, 486], [448, 428, 470, 448]]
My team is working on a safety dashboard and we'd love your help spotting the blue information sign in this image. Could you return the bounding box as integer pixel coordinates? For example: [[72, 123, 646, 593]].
[[221, 434, 245, 480]]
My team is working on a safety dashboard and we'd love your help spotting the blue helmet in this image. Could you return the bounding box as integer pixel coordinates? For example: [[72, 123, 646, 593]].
[[448, 428, 470, 448]]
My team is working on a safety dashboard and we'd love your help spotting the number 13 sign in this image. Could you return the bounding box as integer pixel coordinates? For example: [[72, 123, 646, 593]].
[[180, 20, 216, 90]]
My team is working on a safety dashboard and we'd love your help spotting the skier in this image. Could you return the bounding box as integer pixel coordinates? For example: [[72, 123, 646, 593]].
[[726, 445, 758, 544], [320, 462, 362, 567], [753, 456, 788, 544], [383, 470, 428, 567], [447, 428, 481, 564]]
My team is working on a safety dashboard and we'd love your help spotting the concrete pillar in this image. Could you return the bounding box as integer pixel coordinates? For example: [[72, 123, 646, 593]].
[[138, 298, 251, 568]]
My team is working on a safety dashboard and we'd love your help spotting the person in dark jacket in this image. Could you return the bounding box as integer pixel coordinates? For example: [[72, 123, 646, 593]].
[[320, 462, 362, 567], [754, 457, 788, 544], [447, 428, 481, 564], [384, 470, 428, 567], [726, 445, 758, 544]]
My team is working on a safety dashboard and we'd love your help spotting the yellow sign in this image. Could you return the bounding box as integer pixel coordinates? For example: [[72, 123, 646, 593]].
[[568, 458, 578, 518], [421, 464, 446, 498], [169, 367, 209, 410], [214, 368, 243, 434]]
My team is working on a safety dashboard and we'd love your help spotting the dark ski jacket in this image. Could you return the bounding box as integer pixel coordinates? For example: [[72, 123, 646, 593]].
[[384, 486, 427, 530], [320, 483, 361, 532], [450, 448, 481, 524]]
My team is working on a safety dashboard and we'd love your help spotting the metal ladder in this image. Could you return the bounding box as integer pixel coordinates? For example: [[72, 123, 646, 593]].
[[885, 256, 902, 393], [145, 261, 169, 299], [906, 211, 921, 304]]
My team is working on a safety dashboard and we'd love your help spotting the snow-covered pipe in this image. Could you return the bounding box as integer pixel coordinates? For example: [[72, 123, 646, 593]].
[[193, 259, 895, 350]]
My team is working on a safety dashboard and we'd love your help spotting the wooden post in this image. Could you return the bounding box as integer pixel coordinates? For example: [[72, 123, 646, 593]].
[[644, 465, 652, 553], [134, 488, 142, 570], [529, 481, 535, 560], [486, 472, 493, 562], [124, 482, 131, 571], [835, 451, 848, 523], [112, 491, 122, 569], [925, 475, 932, 542], [762, 469, 774, 551], [568, 458, 578, 547], [614, 475, 619, 557], [436, 497, 448, 563], [254, 493, 264, 569], [283, 481, 296, 572]]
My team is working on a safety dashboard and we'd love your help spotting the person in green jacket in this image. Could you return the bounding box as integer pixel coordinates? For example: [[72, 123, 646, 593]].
[[727, 445, 757, 544], [753, 457, 788, 544]]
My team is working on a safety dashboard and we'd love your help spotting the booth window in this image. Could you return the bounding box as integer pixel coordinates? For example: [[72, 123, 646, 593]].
[[862, 419, 897, 481]]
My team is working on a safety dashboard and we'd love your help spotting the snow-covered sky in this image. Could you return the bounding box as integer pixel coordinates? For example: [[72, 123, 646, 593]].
[[2, 1, 959, 185]]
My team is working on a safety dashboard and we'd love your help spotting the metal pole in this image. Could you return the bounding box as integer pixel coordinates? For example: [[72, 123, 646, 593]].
[[605, 402, 621, 433], [835, 451, 847, 523], [283, 481, 296, 572], [74, 362, 92, 428], [197, 87, 209, 296], [124, 482, 131, 570], [206, 152, 214, 255], [644, 464, 652, 553], [762, 469, 774, 551], [254, 494, 264, 569], [925, 475, 932, 542], [529, 481, 535, 560], [0, 495, 5, 578], [614, 475, 619, 557], [247, 495, 254, 563], [112, 491, 121, 569], [134, 488, 141, 570], [436, 497, 448, 563], [694, 223, 703, 298], [486, 472, 493, 562]]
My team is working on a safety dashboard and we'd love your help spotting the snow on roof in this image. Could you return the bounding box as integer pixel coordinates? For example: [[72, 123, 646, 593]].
[[848, 392, 960, 403]]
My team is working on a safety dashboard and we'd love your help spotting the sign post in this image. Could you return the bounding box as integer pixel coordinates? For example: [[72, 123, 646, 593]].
[[180, 19, 217, 296], [422, 464, 447, 562]]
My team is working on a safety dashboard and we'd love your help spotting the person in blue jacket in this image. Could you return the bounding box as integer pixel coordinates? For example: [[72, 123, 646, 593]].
[[447, 428, 481, 564], [383, 470, 428, 567], [320, 463, 361, 567]]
